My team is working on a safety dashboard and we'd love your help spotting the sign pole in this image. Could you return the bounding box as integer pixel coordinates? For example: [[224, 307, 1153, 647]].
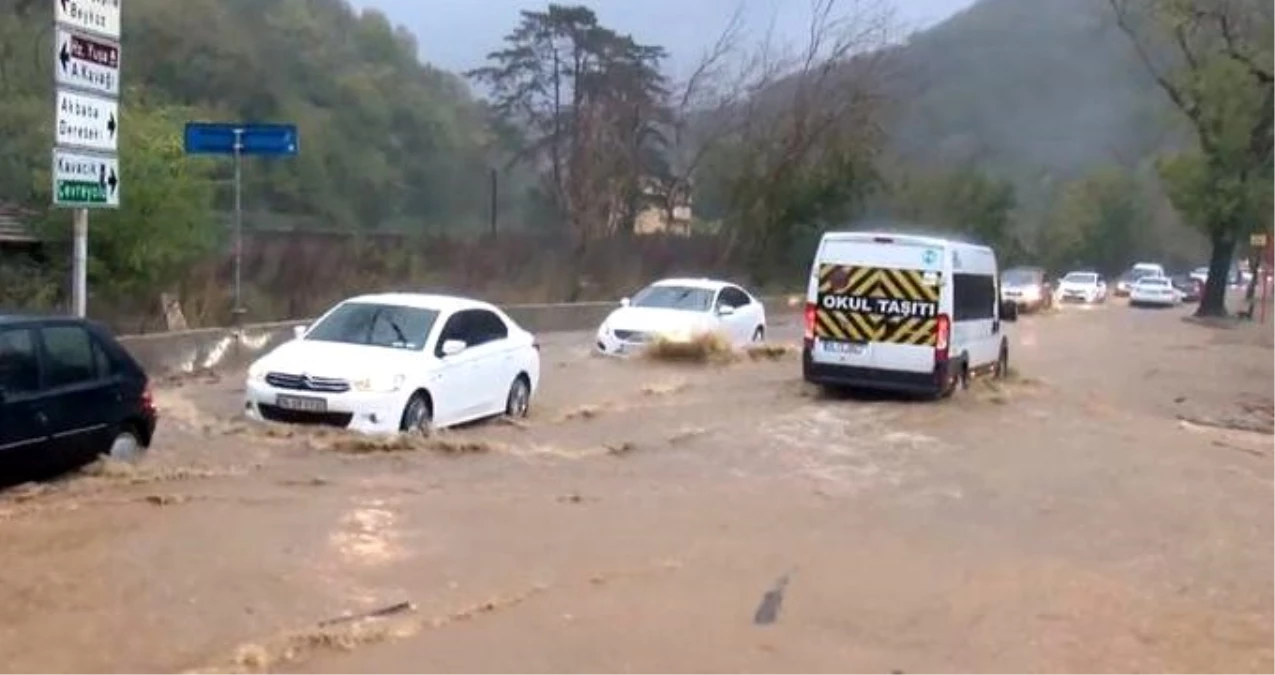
[[51, 0, 123, 317], [232, 128, 244, 326], [71, 208, 88, 317]]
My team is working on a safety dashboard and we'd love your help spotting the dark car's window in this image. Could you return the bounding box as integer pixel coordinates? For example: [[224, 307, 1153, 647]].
[[305, 302, 439, 351], [41, 325, 99, 388], [0, 328, 39, 394]]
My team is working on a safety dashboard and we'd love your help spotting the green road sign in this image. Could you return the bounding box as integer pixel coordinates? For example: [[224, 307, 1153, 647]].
[[51, 147, 119, 208], [56, 180, 108, 204]]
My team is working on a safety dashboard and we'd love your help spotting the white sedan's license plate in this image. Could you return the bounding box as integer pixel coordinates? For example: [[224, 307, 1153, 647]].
[[820, 339, 866, 355], [276, 394, 327, 412]]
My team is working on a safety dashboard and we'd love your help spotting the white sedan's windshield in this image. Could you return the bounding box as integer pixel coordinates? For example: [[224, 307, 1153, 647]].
[[631, 285, 714, 312], [305, 302, 439, 350], [1063, 273, 1098, 284]]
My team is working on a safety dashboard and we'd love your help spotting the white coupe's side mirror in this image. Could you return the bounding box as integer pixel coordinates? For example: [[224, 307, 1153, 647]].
[[717, 304, 736, 316], [619, 297, 630, 307], [292, 324, 307, 340], [441, 339, 467, 356]]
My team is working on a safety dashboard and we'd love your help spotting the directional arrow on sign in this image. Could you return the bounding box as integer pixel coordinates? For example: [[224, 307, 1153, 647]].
[[59, 42, 69, 72], [107, 113, 116, 138], [108, 168, 118, 195]]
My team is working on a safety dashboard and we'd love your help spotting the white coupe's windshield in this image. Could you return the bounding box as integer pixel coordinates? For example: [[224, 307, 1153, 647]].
[[305, 302, 439, 350], [631, 285, 714, 312], [1063, 272, 1098, 284]]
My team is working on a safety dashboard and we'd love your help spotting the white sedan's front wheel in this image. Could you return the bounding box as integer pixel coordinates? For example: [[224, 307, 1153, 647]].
[[400, 393, 433, 435], [505, 376, 531, 418], [752, 326, 765, 343]]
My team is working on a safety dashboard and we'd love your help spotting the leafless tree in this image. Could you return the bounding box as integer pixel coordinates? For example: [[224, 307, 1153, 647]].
[[703, 0, 897, 280]]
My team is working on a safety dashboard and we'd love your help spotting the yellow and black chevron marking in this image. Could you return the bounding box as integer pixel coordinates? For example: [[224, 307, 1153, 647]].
[[817, 264, 940, 303], [815, 264, 940, 345]]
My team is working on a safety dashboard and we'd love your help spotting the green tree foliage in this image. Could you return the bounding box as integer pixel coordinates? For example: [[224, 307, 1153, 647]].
[[0, 0, 496, 233], [1110, 0, 1273, 315], [1038, 167, 1148, 274], [32, 102, 219, 304]]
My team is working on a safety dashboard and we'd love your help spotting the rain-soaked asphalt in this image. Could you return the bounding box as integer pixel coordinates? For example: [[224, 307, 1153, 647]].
[[0, 301, 1271, 673]]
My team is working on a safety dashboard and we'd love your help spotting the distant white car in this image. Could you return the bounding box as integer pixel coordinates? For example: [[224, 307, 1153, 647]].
[[1189, 266, 1209, 285], [1128, 276, 1181, 308], [245, 293, 540, 434], [1056, 271, 1107, 304], [595, 278, 767, 356]]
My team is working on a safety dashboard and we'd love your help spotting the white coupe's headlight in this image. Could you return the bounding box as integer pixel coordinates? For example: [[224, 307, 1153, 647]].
[[352, 373, 406, 393]]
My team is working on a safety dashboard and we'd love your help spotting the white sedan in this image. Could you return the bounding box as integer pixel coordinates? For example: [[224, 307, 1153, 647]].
[[1128, 276, 1181, 307], [245, 293, 540, 435], [595, 278, 767, 356], [1056, 271, 1107, 304]]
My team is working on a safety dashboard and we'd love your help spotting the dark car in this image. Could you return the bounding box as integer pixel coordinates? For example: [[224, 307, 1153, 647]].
[[0, 315, 156, 485], [1171, 274, 1203, 302]]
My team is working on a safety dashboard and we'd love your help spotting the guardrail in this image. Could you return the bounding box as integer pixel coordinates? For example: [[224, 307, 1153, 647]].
[[118, 296, 802, 376]]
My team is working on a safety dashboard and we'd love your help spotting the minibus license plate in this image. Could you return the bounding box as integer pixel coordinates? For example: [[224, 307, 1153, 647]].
[[276, 394, 327, 412], [821, 340, 866, 355]]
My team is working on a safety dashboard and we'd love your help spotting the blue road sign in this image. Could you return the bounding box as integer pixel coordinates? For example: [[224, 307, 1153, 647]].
[[183, 122, 299, 156]]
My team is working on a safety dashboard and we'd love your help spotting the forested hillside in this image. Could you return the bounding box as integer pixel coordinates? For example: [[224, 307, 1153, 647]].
[[890, 0, 1181, 191], [1, 0, 499, 232]]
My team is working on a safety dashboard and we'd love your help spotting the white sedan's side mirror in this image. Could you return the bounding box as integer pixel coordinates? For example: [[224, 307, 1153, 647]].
[[292, 324, 307, 340], [717, 304, 736, 316], [441, 339, 467, 356], [619, 297, 630, 307]]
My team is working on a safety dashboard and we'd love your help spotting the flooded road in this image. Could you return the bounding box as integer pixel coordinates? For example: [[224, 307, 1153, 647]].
[[0, 304, 1271, 673]]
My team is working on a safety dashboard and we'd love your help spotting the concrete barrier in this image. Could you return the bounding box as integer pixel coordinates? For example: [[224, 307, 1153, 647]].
[[118, 296, 803, 376]]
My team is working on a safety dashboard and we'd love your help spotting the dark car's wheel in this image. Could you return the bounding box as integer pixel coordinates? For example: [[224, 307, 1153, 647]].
[[107, 426, 145, 462], [505, 376, 531, 418], [400, 393, 433, 435]]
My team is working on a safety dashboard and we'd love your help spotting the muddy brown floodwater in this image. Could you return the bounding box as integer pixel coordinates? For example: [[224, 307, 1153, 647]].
[[0, 303, 1270, 673]]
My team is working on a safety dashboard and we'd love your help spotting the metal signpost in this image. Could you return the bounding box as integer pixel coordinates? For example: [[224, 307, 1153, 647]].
[[183, 122, 298, 323], [52, 0, 123, 318]]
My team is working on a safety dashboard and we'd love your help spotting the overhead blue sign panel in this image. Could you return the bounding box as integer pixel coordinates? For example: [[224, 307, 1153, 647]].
[[183, 122, 299, 156]]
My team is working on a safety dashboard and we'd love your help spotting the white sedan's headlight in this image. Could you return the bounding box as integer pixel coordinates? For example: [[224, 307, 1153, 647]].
[[247, 362, 268, 383], [352, 373, 406, 393]]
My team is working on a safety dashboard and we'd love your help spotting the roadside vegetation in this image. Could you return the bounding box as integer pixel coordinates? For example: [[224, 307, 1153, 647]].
[[0, 0, 1268, 327]]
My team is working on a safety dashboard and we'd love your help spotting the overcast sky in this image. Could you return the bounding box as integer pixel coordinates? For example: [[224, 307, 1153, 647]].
[[348, 0, 977, 76]]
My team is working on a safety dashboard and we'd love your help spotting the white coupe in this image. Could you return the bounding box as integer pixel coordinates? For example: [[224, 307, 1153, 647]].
[[595, 278, 767, 355], [245, 293, 541, 434], [1128, 276, 1181, 308]]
